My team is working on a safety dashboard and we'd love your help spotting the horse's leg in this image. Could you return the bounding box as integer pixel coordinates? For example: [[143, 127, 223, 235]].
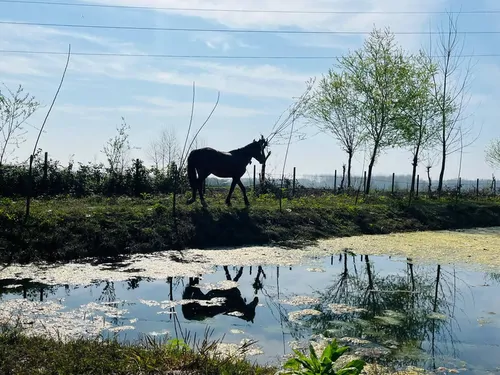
[[186, 179, 197, 205], [236, 179, 250, 206], [186, 160, 198, 205], [225, 179, 237, 206], [197, 170, 209, 207], [198, 178, 208, 207]]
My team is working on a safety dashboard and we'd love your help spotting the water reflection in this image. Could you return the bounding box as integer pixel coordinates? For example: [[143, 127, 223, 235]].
[[1, 253, 499, 373], [181, 266, 265, 323], [291, 255, 461, 371]]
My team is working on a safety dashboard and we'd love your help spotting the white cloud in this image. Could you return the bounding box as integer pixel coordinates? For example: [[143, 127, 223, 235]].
[[190, 32, 258, 51], [0, 55, 49, 76], [83, 0, 446, 48], [0, 22, 137, 52], [55, 100, 268, 118], [137, 62, 314, 99]]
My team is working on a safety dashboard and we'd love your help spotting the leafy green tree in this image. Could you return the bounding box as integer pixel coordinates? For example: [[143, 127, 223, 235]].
[[395, 51, 441, 196], [337, 27, 413, 194], [304, 71, 365, 188], [101, 117, 134, 175]]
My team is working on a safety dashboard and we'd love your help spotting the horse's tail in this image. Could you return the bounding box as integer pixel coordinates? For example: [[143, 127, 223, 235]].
[[186, 151, 198, 189]]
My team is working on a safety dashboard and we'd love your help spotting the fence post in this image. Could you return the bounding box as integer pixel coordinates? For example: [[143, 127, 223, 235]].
[[391, 173, 395, 194], [253, 165, 256, 194], [25, 154, 34, 221], [334, 169, 337, 194], [416, 174, 419, 197], [42, 152, 48, 193], [476, 178, 479, 199], [292, 167, 296, 197], [363, 171, 367, 194]]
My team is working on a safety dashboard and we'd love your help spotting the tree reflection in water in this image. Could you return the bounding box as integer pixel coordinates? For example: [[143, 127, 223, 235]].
[[276, 252, 471, 372]]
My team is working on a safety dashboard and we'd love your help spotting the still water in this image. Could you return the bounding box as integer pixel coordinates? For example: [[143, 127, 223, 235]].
[[1, 253, 500, 374]]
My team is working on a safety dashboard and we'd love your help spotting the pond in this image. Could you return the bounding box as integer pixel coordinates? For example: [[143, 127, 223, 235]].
[[1, 248, 500, 374]]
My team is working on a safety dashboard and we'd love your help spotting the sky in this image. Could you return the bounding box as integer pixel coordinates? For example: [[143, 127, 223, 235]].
[[1, 0, 500, 182]]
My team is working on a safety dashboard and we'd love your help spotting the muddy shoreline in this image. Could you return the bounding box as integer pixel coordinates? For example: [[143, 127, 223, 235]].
[[1, 198, 500, 264], [1, 226, 499, 287]]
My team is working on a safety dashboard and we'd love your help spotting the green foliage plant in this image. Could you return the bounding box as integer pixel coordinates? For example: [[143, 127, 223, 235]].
[[283, 339, 365, 375]]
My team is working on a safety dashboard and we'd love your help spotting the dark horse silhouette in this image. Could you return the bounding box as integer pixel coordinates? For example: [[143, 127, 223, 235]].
[[186, 135, 270, 207], [181, 267, 259, 323]]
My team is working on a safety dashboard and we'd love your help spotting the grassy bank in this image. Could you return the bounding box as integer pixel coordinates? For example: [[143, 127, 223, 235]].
[[0, 326, 276, 375], [1, 192, 500, 264], [0, 325, 429, 375]]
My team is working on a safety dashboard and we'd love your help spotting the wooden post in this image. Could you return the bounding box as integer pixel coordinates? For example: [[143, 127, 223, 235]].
[[416, 174, 419, 197], [43, 152, 48, 193], [334, 169, 337, 194], [391, 173, 395, 194], [253, 164, 256, 194], [25, 154, 34, 221]]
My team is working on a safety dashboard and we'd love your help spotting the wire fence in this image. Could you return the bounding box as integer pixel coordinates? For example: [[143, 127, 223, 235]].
[[204, 166, 498, 199], [0, 153, 497, 199]]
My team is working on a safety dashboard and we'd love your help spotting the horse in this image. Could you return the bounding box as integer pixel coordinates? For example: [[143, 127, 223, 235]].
[[186, 135, 270, 207]]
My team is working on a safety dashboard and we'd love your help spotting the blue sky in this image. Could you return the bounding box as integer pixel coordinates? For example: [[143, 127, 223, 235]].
[[1, 0, 500, 182]]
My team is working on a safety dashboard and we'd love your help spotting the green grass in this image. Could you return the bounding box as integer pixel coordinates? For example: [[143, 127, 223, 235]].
[[1, 191, 500, 264], [0, 325, 276, 375]]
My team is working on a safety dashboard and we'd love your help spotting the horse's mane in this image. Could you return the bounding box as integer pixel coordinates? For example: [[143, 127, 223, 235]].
[[228, 140, 258, 155]]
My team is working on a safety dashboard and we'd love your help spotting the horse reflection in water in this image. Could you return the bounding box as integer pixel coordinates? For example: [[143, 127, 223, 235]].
[[181, 266, 266, 323]]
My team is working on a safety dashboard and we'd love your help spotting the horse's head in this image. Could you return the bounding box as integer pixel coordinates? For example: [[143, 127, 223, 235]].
[[251, 135, 269, 164]]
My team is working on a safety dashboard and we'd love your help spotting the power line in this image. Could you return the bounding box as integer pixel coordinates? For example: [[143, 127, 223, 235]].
[[2, 0, 499, 15], [1, 20, 499, 35], [1, 49, 499, 59]]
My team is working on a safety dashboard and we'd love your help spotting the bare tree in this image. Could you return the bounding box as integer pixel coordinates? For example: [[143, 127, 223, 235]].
[[190, 135, 207, 151], [486, 138, 500, 169], [267, 78, 315, 146], [146, 138, 162, 169], [0, 83, 40, 165], [430, 12, 478, 193], [261, 79, 315, 183], [102, 117, 134, 174], [304, 70, 365, 188], [146, 126, 180, 169], [423, 152, 438, 195]]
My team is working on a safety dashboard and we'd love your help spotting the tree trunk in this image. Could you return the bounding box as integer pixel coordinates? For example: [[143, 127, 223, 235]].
[[366, 153, 377, 194], [437, 143, 446, 194], [347, 151, 353, 188], [410, 145, 420, 196], [427, 167, 432, 195]]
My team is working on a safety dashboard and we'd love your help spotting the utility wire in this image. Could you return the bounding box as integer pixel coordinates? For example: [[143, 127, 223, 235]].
[[0, 20, 499, 35], [0, 49, 498, 59], [1, 0, 499, 15]]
